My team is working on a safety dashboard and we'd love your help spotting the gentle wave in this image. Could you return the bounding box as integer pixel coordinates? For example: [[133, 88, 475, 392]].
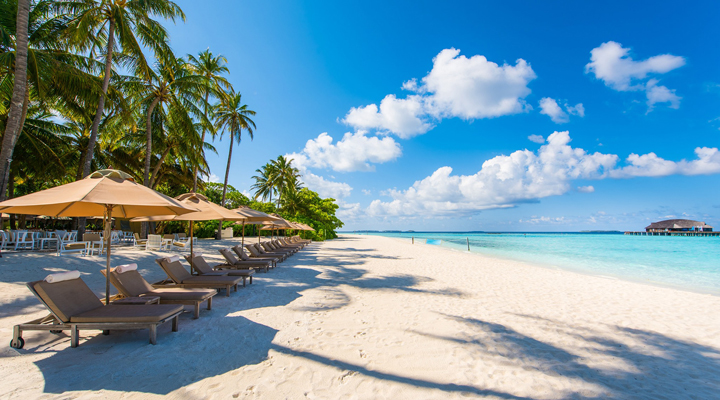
[[356, 232, 720, 295]]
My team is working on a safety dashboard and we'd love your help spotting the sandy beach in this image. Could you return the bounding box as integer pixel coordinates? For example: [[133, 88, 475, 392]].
[[1, 234, 719, 399]]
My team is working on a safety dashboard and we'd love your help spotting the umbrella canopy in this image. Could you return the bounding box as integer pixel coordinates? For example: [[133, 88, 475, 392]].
[[130, 192, 248, 268], [0, 169, 197, 303], [130, 193, 245, 222], [0, 170, 192, 218], [232, 205, 281, 223]]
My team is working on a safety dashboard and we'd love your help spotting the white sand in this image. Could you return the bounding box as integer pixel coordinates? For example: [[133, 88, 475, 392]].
[[1, 234, 719, 399]]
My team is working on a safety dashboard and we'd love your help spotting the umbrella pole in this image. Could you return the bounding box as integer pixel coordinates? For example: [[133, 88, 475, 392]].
[[241, 221, 245, 247], [104, 205, 113, 305], [190, 220, 194, 273]]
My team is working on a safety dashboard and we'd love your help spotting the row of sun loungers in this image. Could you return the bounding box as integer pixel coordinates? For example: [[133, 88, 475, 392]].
[[9, 236, 310, 349]]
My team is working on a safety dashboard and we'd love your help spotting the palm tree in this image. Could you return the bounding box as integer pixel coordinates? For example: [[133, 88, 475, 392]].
[[60, 0, 185, 179], [251, 162, 278, 203], [187, 49, 229, 191], [213, 88, 255, 238], [271, 155, 302, 204], [127, 54, 208, 187], [0, 0, 29, 201]]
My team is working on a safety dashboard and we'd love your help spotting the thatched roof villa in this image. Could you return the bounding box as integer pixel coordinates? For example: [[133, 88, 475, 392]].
[[645, 219, 713, 232]]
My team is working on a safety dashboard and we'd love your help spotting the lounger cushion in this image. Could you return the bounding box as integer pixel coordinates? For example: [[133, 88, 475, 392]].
[[33, 279, 103, 323], [71, 304, 182, 323], [145, 288, 215, 301], [158, 259, 192, 282], [64, 243, 86, 250], [112, 270, 155, 296], [182, 275, 243, 285]]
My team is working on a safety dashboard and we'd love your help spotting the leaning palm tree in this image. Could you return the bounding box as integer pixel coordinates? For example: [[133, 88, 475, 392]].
[[271, 155, 302, 205], [214, 88, 255, 238], [126, 54, 208, 187], [187, 49, 230, 191], [0, 0, 30, 201], [251, 162, 277, 203], [60, 0, 185, 179]]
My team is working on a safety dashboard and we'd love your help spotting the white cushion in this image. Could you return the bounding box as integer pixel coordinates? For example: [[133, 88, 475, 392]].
[[167, 255, 181, 263], [115, 263, 138, 274], [44, 270, 81, 283]]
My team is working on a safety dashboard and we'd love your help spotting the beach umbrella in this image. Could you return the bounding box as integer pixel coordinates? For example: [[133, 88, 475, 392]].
[[131, 192, 248, 270], [0, 169, 197, 303], [232, 205, 282, 246]]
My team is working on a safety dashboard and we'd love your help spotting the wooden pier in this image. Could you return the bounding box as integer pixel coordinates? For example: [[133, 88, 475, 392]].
[[624, 231, 720, 237]]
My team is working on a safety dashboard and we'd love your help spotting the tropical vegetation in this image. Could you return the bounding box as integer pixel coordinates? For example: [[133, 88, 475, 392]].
[[0, 0, 342, 240]]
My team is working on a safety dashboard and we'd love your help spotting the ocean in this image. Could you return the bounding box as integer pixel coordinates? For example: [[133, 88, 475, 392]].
[[354, 232, 720, 295]]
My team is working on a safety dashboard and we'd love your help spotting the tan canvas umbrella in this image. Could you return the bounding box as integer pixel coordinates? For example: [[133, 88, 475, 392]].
[[0, 170, 197, 303], [232, 205, 282, 246], [132, 192, 247, 269]]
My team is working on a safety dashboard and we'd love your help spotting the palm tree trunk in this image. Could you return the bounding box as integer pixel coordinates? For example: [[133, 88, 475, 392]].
[[193, 91, 210, 192], [141, 96, 160, 240], [0, 0, 30, 201], [149, 146, 171, 187], [216, 138, 234, 239], [144, 97, 161, 186], [82, 18, 115, 179]]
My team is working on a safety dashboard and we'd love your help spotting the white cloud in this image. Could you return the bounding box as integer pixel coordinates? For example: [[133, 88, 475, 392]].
[[367, 131, 617, 217], [585, 41, 685, 111], [343, 95, 433, 139], [366, 131, 720, 218], [539, 98, 568, 123], [208, 174, 220, 183], [611, 147, 720, 178], [301, 171, 353, 199], [420, 48, 536, 119], [539, 97, 585, 123], [528, 134, 545, 144], [343, 48, 537, 137], [519, 216, 571, 224], [361, 189, 372, 195], [286, 131, 402, 173], [336, 200, 362, 221]]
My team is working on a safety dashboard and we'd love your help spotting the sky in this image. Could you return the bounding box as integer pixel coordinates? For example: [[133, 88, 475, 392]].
[[164, 0, 720, 232]]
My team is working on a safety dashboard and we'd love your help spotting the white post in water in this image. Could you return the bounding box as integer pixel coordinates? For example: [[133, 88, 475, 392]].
[[467, 237, 470, 251]]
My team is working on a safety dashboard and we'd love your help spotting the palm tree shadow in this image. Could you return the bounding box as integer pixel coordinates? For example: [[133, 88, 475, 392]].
[[6, 240, 466, 394], [410, 312, 720, 398]]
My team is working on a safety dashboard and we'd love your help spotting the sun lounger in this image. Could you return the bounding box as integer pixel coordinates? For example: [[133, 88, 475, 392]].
[[155, 256, 242, 297], [10, 276, 182, 349], [102, 266, 215, 319], [248, 243, 289, 261], [219, 248, 270, 273], [261, 241, 295, 255], [271, 239, 302, 252], [185, 253, 255, 285], [231, 245, 276, 268]]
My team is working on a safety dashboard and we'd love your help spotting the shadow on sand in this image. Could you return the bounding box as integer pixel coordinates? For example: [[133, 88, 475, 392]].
[[4, 240, 465, 395]]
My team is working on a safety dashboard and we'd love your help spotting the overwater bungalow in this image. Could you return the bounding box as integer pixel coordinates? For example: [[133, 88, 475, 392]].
[[645, 219, 713, 232]]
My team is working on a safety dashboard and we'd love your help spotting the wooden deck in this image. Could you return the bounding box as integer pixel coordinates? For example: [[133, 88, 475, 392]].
[[624, 231, 719, 237]]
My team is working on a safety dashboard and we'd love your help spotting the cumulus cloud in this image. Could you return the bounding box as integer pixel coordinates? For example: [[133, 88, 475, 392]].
[[336, 200, 362, 221], [420, 48, 536, 119], [585, 41, 685, 111], [287, 131, 402, 173], [301, 171, 353, 199], [366, 131, 720, 217], [343, 48, 537, 137], [528, 134, 545, 144], [611, 147, 720, 178], [539, 97, 584, 124], [343, 95, 433, 139], [208, 173, 220, 183]]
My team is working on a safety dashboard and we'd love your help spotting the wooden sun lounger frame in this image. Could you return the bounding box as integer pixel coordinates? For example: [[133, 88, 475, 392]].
[[154, 259, 240, 297], [101, 270, 214, 319], [10, 282, 181, 349]]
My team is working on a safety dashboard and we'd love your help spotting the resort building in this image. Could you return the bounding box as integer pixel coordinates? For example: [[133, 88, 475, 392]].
[[645, 219, 713, 232]]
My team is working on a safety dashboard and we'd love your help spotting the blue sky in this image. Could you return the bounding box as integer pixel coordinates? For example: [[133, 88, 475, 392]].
[[165, 0, 720, 231]]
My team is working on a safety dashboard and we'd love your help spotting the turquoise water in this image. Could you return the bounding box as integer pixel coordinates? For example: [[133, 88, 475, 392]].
[[357, 232, 720, 295]]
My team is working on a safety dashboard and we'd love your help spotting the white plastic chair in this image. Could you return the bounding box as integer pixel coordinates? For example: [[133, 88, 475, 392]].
[[14, 231, 34, 250], [0, 231, 8, 250], [146, 234, 163, 251]]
